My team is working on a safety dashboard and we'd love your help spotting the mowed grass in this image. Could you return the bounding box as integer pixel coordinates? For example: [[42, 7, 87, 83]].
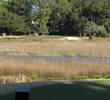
[[0, 37, 110, 57], [19, 35, 64, 40], [1, 80, 110, 100], [30, 80, 110, 100]]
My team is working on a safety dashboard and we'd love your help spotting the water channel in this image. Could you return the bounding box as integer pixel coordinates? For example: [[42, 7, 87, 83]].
[[0, 53, 110, 63]]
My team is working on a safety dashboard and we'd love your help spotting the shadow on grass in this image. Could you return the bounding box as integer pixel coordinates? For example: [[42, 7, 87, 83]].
[[1, 80, 110, 100]]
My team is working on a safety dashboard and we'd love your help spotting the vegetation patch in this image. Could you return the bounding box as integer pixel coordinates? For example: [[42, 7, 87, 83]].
[[19, 35, 64, 40], [0, 39, 110, 57], [0, 58, 110, 83]]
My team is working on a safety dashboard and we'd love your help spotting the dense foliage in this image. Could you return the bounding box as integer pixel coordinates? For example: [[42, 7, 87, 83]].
[[0, 0, 110, 37]]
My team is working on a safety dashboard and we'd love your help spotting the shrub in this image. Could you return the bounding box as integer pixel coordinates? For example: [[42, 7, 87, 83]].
[[38, 24, 49, 35], [83, 21, 107, 39], [26, 74, 39, 82], [73, 76, 88, 80], [94, 75, 103, 79], [103, 75, 110, 79]]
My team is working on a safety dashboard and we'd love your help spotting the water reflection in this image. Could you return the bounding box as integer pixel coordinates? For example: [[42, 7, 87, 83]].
[[0, 53, 110, 63]]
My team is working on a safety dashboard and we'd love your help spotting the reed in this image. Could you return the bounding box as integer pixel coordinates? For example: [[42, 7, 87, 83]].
[[0, 39, 110, 57], [0, 58, 110, 83]]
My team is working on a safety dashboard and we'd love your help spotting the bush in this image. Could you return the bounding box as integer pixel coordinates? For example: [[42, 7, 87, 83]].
[[74, 76, 88, 80], [94, 75, 103, 79], [38, 24, 49, 35], [26, 74, 39, 82], [83, 21, 107, 38], [103, 75, 110, 79], [97, 25, 107, 37]]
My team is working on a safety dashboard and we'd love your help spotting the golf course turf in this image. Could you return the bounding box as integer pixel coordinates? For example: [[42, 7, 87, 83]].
[[1, 80, 110, 100]]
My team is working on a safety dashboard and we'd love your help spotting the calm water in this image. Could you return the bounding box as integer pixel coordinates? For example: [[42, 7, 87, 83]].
[[0, 53, 110, 63]]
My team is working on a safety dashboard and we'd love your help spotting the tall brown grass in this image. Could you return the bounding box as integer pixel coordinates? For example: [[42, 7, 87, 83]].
[[0, 39, 110, 83], [0, 40, 110, 57], [0, 58, 110, 82]]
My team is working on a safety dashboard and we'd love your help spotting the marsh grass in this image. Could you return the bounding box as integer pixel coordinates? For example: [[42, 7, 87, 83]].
[[0, 37, 110, 83], [0, 39, 110, 57], [0, 58, 110, 83]]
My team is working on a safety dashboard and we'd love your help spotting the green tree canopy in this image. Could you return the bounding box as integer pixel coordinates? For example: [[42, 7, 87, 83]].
[[0, 0, 110, 37]]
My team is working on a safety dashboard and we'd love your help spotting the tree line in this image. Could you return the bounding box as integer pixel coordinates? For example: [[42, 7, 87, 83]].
[[0, 0, 110, 38]]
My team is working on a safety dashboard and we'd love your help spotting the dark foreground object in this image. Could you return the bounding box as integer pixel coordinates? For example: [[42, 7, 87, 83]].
[[15, 88, 30, 100], [1, 80, 110, 100]]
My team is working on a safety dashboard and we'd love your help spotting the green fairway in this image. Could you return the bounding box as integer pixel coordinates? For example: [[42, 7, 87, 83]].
[[19, 35, 64, 40], [1, 80, 110, 100]]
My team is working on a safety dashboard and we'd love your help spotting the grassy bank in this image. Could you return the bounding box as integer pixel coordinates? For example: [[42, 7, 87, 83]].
[[0, 58, 110, 83]]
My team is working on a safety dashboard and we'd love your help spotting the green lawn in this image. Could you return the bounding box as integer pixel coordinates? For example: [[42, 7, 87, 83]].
[[19, 35, 64, 40], [1, 80, 110, 100]]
